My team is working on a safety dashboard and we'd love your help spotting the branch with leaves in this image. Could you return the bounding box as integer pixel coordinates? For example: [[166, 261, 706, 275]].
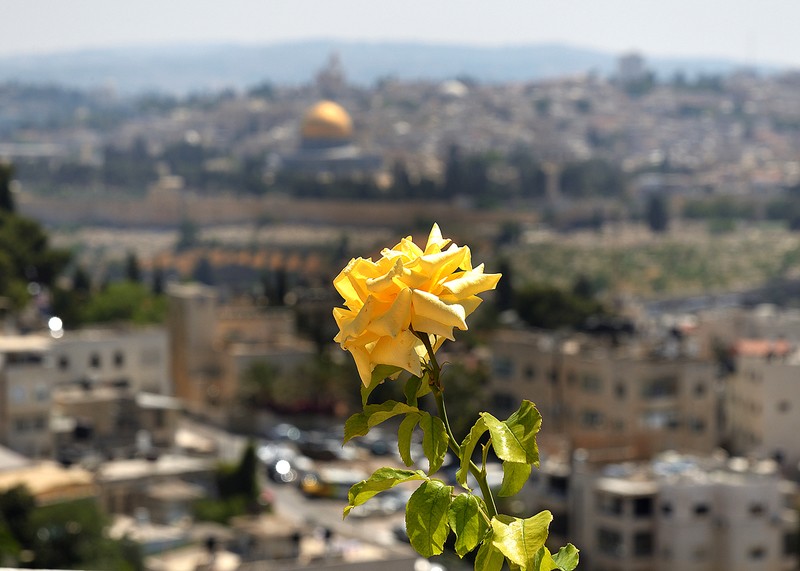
[[333, 224, 578, 570]]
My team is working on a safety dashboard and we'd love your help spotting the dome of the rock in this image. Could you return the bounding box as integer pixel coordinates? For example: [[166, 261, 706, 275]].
[[301, 100, 353, 141]]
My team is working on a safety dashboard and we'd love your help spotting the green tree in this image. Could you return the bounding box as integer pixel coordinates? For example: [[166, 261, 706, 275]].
[[197, 442, 261, 524], [72, 266, 92, 294], [29, 498, 142, 570], [81, 281, 167, 324], [0, 211, 70, 307], [151, 266, 165, 296], [646, 193, 670, 233], [238, 360, 279, 409], [559, 159, 627, 198], [192, 257, 215, 286], [514, 283, 605, 330], [0, 487, 140, 570], [175, 218, 199, 252], [494, 258, 515, 312], [124, 251, 141, 283], [0, 162, 15, 213]]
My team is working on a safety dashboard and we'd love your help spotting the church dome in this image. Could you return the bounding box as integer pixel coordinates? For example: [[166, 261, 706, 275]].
[[301, 100, 353, 141]]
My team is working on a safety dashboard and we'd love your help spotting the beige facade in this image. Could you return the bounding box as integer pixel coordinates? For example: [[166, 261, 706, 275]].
[[97, 454, 215, 518], [50, 326, 170, 394], [167, 283, 219, 410], [167, 284, 315, 418], [524, 452, 797, 571], [0, 335, 56, 457], [488, 329, 718, 456], [727, 348, 800, 475], [52, 386, 181, 457]]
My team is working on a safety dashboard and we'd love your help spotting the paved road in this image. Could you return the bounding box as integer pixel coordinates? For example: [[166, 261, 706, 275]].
[[178, 416, 407, 546]]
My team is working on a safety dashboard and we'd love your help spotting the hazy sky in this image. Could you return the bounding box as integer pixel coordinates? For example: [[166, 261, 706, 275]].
[[3, 0, 799, 68]]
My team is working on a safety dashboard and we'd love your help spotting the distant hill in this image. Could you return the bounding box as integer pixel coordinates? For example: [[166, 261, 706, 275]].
[[0, 40, 783, 95]]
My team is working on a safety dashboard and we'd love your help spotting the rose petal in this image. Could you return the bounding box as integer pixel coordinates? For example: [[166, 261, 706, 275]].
[[368, 287, 412, 337], [424, 223, 451, 255], [349, 345, 375, 386], [411, 289, 467, 331], [441, 265, 501, 298], [370, 330, 423, 378]]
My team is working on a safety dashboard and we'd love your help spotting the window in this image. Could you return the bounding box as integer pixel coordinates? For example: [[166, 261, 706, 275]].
[[749, 547, 766, 560], [614, 383, 626, 400], [784, 532, 799, 556], [58, 355, 69, 370], [492, 393, 515, 411], [581, 374, 602, 393], [689, 418, 706, 433], [633, 532, 653, 557], [550, 513, 568, 537], [641, 410, 679, 430], [140, 348, 162, 365], [777, 400, 791, 413], [493, 358, 513, 379], [694, 382, 706, 397], [692, 546, 708, 561], [10, 386, 25, 404], [641, 375, 678, 399], [598, 494, 623, 516], [597, 528, 623, 557], [524, 365, 536, 381], [6, 352, 43, 365], [34, 384, 49, 402], [548, 476, 569, 497], [113, 351, 125, 368], [633, 497, 653, 517], [89, 353, 101, 368], [749, 503, 765, 516], [581, 410, 604, 428], [693, 503, 710, 516]]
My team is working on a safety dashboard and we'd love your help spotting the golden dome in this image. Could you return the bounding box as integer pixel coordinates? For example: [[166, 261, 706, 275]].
[[301, 100, 353, 140]]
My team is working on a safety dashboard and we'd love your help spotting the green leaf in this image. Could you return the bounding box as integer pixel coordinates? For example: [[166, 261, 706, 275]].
[[474, 537, 505, 571], [405, 479, 453, 557], [448, 494, 489, 557], [482, 413, 527, 463], [533, 546, 557, 571], [344, 467, 428, 518], [344, 411, 369, 443], [343, 401, 420, 443], [498, 461, 532, 497], [552, 544, 579, 571], [420, 412, 449, 474], [457, 417, 488, 486], [404, 375, 423, 407], [362, 365, 403, 405], [398, 413, 420, 467], [491, 511, 552, 569], [504, 400, 542, 467], [481, 402, 540, 465]]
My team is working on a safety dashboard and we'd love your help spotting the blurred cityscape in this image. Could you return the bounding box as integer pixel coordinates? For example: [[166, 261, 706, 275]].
[[2, 46, 800, 571]]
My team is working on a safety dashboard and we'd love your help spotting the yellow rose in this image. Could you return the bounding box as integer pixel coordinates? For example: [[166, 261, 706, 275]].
[[333, 224, 501, 385]]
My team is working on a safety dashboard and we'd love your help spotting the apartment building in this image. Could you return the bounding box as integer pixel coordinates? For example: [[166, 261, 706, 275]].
[[524, 451, 797, 571], [488, 328, 718, 456], [0, 326, 172, 459], [50, 326, 171, 394], [167, 283, 315, 419], [726, 339, 800, 476], [0, 335, 57, 457]]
